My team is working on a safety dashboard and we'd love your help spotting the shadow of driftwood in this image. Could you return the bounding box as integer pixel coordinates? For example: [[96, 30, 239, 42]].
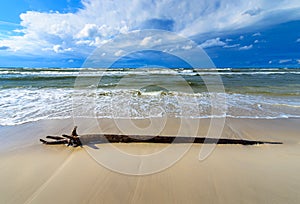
[[79, 134, 282, 149]]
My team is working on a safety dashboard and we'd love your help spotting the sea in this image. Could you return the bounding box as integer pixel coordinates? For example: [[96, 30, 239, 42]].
[[0, 67, 299, 126]]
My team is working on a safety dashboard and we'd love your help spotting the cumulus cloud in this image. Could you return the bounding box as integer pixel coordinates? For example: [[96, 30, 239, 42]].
[[140, 36, 152, 46], [199, 38, 226, 49], [76, 24, 99, 39], [296, 38, 300, 42], [53, 45, 73, 53], [239, 44, 253, 50], [140, 36, 163, 47], [1, 0, 300, 58]]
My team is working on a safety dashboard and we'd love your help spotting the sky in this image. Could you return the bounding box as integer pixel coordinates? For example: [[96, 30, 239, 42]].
[[0, 0, 300, 68]]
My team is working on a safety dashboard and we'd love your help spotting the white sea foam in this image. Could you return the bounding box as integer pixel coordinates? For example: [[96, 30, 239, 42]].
[[0, 87, 299, 126]]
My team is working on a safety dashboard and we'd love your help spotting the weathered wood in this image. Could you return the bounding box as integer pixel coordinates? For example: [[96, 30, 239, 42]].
[[40, 126, 82, 147], [40, 127, 283, 147], [40, 139, 68, 145], [46, 136, 65, 140], [89, 134, 283, 145]]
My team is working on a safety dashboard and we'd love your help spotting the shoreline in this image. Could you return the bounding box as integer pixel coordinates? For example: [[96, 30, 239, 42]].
[[2, 115, 300, 127]]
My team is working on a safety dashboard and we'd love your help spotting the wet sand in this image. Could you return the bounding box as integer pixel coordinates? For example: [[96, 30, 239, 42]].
[[0, 118, 299, 203]]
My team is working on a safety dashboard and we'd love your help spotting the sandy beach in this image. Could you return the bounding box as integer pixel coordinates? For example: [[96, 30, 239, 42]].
[[0, 117, 299, 204]]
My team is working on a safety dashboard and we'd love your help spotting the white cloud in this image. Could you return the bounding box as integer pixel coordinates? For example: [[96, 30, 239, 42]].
[[199, 38, 226, 49], [182, 45, 193, 50], [279, 59, 292, 64], [75, 40, 91, 46], [296, 38, 300, 42], [224, 44, 240, 48], [1, 0, 300, 58], [140, 36, 152, 46], [114, 50, 125, 57], [76, 24, 99, 39], [297, 59, 300, 64], [255, 39, 266, 43], [53, 45, 62, 53], [42, 44, 72, 53], [253, 32, 261, 36], [180, 0, 300, 36], [239, 44, 253, 50], [53, 45, 73, 53], [154, 39, 162, 44], [140, 36, 163, 47]]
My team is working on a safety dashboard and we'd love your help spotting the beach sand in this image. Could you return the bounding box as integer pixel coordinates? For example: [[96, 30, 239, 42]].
[[0, 118, 299, 204]]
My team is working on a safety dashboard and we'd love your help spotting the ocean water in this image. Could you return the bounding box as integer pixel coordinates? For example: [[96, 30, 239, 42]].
[[0, 67, 299, 126]]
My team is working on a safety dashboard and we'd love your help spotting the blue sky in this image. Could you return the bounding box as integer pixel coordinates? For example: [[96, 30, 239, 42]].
[[0, 0, 300, 68]]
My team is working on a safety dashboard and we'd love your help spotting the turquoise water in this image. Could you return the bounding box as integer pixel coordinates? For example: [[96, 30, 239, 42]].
[[0, 67, 299, 125]]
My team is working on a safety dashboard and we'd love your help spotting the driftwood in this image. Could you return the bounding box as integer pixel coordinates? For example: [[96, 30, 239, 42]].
[[79, 134, 282, 146], [40, 126, 282, 148], [40, 126, 82, 147]]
